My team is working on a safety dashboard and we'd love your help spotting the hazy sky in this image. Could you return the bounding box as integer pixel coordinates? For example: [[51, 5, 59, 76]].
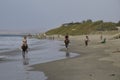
[[0, 0, 120, 33]]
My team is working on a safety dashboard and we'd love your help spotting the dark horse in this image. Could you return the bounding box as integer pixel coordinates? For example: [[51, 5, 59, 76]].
[[64, 39, 70, 49], [21, 44, 28, 59], [64, 39, 70, 57]]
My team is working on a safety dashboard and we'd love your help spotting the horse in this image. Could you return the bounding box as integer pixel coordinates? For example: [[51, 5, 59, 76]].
[[21, 44, 28, 59], [64, 39, 70, 49]]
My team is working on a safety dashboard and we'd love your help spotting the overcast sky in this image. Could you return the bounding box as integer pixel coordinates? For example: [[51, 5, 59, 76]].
[[0, 0, 120, 33]]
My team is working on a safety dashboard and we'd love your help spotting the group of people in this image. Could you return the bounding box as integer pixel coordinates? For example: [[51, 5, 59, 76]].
[[20, 33, 92, 60], [21, 34, 71, 59], [20, 34, 93, 59], [20, 33, 71, 59], [20, 33, 107, 59]]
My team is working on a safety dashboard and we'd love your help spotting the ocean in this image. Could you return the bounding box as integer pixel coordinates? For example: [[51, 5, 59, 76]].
[[0, 35, 22, 53], [0, 35, 79, 80], [0, 35, 46, 53]]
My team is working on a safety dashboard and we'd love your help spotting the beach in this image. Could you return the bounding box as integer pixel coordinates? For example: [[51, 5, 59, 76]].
[[0, 34, 120, 80], [31, 35, 120, 80]]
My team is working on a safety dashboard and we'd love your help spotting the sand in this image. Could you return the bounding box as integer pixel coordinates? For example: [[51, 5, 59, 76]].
[[31, 35, 120, 80]]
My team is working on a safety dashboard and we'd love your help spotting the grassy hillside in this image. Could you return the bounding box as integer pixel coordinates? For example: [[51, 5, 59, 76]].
[[46, 20, 119, 35]]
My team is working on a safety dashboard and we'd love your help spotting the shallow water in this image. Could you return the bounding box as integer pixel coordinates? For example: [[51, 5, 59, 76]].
[[0, 61, 47, 80], [0, 39, 79, 80]]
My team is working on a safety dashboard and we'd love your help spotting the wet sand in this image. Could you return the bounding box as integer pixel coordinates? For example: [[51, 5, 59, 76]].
[[31, 35, 120, 80]]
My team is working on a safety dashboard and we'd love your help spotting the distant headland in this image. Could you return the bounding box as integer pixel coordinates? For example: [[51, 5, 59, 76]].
[[46, 19, 120, 35]]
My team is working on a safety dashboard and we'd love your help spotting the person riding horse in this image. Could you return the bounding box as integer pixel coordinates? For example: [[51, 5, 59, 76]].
[[21, 36, 28, 59], [64, 33, 70, 48], [64, 33, 70, 57], [64, 38, 70, 48]]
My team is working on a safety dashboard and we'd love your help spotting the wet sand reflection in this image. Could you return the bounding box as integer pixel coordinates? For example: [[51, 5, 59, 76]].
[[66, 49, 70, 57]]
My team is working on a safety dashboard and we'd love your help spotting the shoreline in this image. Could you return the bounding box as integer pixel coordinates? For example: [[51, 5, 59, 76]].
[[0, 39, 75, 80], [31, 35, 120, 80]]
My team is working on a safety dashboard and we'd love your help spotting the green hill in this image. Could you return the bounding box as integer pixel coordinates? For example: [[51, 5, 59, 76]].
[[46, 20, 119, 35]]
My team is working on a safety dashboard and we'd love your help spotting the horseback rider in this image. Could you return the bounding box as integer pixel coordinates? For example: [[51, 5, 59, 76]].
[[21, 36, 28, 59], [64, 33, 70, 48]]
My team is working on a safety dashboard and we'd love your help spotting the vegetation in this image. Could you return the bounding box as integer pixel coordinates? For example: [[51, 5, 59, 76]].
[[46, 20, 120, 35]]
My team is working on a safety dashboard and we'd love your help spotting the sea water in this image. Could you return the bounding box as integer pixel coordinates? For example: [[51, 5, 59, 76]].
[[0, 35, 21, 52], [0, 35, 79, 80], [0, 35, 46, 53]]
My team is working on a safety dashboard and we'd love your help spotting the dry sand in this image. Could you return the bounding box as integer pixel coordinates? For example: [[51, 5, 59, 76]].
[[31, 35, 120, 80]]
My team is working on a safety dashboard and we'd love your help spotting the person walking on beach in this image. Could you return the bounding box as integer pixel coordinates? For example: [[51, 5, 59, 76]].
[[21, 36, 28, 59], [85, 35, 89, 46]]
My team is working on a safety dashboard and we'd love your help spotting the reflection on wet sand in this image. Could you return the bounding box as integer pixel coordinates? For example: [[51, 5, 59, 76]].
[[23, 54, 29, 65], [66, 49, 70, 57], [23, 57, 29, 65]]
